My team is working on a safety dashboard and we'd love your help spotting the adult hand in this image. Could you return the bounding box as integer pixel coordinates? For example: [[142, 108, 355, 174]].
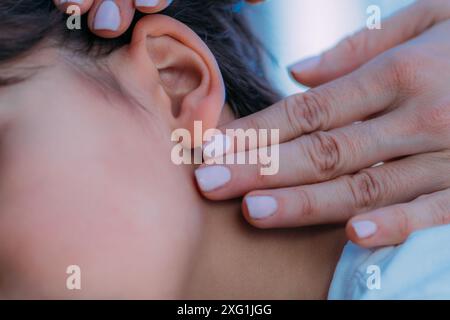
[[195, 0, 450, 248], [54, 0, 264, 38]]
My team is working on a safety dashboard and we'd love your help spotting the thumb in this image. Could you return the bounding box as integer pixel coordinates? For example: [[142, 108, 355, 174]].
[[290, 0, 450, 87]]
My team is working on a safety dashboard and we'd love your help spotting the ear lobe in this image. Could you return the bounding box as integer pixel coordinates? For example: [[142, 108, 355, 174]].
[[129, 15, 225, 145]]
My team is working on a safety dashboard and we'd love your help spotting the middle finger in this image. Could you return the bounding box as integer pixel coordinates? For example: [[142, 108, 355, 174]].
[[196, 109, 438, 200]]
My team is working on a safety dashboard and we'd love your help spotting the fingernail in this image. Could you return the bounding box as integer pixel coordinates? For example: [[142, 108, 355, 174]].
[[246, 196, 278, 220], [60, 0, 83, 3], [289, 56, 321, 74], [94, 1, 121, 31], [203, 134, 231, 159], [195, 166, 231, 192], [135, 0, 159, 7], [352, 221, 378, 239]]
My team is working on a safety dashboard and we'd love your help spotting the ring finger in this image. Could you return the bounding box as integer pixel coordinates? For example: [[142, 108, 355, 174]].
[[241, 151, 450, 229]]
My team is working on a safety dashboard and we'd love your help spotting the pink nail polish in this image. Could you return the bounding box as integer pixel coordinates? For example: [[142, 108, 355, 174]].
[[194, 166, 231, 192], [289, 56, 320, 74], [94, 1, 121, 31], [135, 0, 159, 7], [245, 196, 278, 220], [352, 221, 378, 239]]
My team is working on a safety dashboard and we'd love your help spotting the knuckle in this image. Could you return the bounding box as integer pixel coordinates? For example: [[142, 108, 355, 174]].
[[431, 207, 450, 226], [306, 132, 342, 179], [296, 189, 315, 219], [417, 102, 450, 140], [394, 206, 414, 241], [346, 170, 384, 211], [284, 90, 331, 135], [438, 211, 450, 226], [430, 196, 450, 225], [245, 114, 271, 133], [383, 48, 427, 91]]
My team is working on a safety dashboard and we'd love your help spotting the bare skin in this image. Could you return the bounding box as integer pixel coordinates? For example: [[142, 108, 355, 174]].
[[0, 15, 345, 299], [187, 199, 345, 299]]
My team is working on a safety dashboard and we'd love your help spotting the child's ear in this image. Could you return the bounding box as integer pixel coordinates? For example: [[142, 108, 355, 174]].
[[116, 15, 225, 144]]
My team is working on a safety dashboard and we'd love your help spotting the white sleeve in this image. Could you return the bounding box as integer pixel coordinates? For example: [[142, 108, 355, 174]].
[[328, 224, 450, 300]]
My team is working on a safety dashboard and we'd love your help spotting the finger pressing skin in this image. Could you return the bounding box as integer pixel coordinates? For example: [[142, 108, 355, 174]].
[[347, 187, 450, 248], [54, 0, 95, 15], [215, 58, 402, 158], [135, 0, 172, 14], [88, 0, 135, 38], [240, 151, 450, 228], [198, 108, 438, 200]]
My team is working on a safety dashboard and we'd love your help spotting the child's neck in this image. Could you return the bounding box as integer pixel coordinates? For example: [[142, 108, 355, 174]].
[[181, 106, 346, 298], [185, 196, 346, 299]]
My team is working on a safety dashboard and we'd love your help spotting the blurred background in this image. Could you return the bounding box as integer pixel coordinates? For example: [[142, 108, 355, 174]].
[[244, 0, 415, 96]]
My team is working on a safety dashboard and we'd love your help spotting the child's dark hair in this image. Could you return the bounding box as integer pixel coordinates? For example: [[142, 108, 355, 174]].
[[0, 0, 279, 117]]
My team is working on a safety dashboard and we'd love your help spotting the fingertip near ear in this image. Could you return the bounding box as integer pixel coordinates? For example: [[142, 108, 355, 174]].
[[135, 15, 225, 138], [135, 0, 173, 14], [123, 15, 225, 145], [88, 0, 135, 38]]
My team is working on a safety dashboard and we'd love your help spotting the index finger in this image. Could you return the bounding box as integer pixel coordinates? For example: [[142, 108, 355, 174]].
[[216, 58, 400, 156]]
